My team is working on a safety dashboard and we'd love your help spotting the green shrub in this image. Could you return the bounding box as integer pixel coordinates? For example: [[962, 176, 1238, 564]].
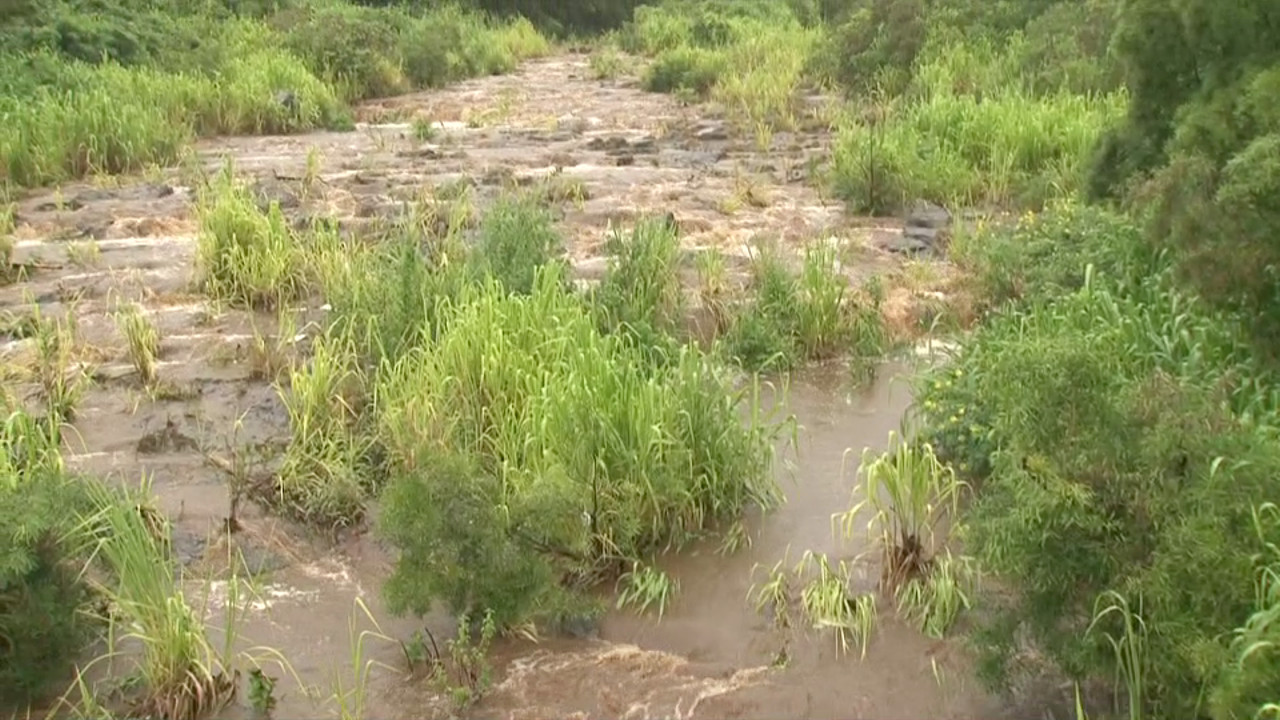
[[915, 205, 1280, 718], [400, 6, 511, 88], [812, 0, 926, 96], [379, 451, 554, 628], [0, 411, 98, 705], [951, 202, 1154, 312], [1014, 0, 1121, 96], [275, 4, 409, 100]]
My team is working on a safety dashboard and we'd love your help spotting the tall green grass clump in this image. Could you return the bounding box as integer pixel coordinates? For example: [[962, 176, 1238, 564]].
[[0, 47, 341, 187], [625, 1, 819, 135], [590, 215, 686, 359], [195, 166, 311, 310], [830, 52, 1126, 214], [915, 204, 1280, 718], [836, 433, 973, 639], [0, 1, 548, 188], [315, 223, 468, 368], [0, 409, 98, 706], [274, 326, 378, 529], [723, 241, 885, 373], [376, 266, 785, 628], [78, 477, 237, 720]]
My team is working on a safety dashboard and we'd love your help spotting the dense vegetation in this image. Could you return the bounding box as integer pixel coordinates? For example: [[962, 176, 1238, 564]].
[[2, 0, 1280, 719]]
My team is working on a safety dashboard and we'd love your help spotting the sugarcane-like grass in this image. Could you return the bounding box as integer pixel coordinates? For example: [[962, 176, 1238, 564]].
[[77, 478, 235, 720], [375, 265, 787, 624]]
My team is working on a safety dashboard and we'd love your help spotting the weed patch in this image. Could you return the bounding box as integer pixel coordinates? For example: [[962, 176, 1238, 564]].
[[377, 268, 785, 628]]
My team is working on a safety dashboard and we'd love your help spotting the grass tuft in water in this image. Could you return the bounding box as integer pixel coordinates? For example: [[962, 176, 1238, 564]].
[[836, 432, 966, 594], [114, 302, 161, 388], [616, 562, 679, 620], [795, 550, 878, 659], [77, 476, 236, 720], [195, 162, 310, 310]]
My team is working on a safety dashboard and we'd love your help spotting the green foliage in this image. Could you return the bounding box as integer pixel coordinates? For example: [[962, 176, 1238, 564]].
[[623, 1, 818, 133], [0, 1, 547, 188], [723, 242, 885, 373], [1209, 504, 1280, 720], [1083, 0, 1280, 352], [380, 453, 553, 628], [950, 202, 1154, 313], [642, 46, 725, 95], [831, 70, 1125, 214], [811, 0, 926, 96], [590, 215, 686, 358], [615, 562, 679, 618], [0, 411, 97, 706], [195, 166, 310, 310], [274, 4, 409, 100], [470, 194, 564, 296], [375, 267, 784, 627], [916, 205, 1280, 718]]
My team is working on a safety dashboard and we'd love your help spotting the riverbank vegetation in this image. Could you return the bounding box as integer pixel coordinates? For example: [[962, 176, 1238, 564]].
[[0, 0, 552, 188], [2, 0, 1279, 718]]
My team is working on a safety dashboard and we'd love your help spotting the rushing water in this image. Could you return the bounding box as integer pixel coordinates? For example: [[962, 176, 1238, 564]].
[[198, 362, 1007, 720]]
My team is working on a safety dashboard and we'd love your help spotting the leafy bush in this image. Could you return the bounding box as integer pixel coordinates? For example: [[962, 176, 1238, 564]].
[[810, 0, 926, 96], [950, 202, 1154, 312], [1082, 0, 1280, 352], [379, 452, 554, 627], [915, 206, 1280, 718], [274, 4, 409, 100]]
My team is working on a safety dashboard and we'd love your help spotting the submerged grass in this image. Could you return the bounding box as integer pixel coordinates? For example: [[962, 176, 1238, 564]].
[[616, 562, 679, 619]]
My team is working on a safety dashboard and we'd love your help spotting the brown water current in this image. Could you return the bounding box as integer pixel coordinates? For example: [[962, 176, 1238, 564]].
[[1, 52, 1001, 719], [202, 364, 1006, 720]]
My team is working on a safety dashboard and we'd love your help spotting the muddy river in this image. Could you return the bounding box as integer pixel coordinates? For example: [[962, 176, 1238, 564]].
[[205, 363, 1006, 720], [2, 53, 1010, 718]]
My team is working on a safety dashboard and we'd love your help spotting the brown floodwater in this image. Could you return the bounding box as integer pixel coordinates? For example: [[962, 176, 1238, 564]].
[[195, 362, 1009, 720], [2, 51, 999, 720]]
